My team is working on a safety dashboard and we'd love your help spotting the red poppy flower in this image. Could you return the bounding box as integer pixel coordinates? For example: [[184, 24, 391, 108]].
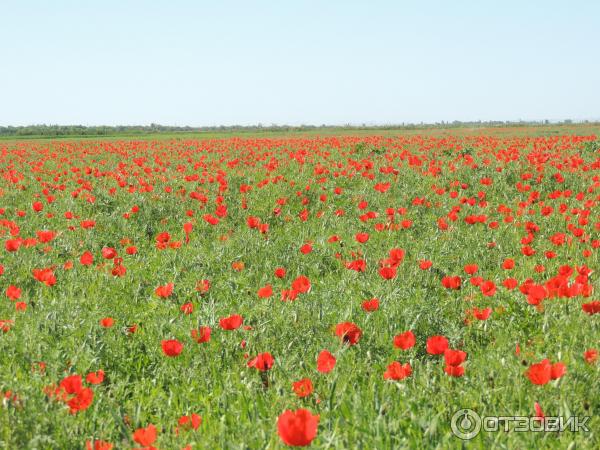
[[480, 280, 496, 297], [379, 266, 396, 280], [526, 359, 558, 385], [346, 259, 366, 272], [470, 276, 483, 287], [361, 298, 379, 312], [219, 314, 243, 330], [383, 361, 412, 380], [464, 264, 478, 275], [257, 284, 273, 298], [203, 214, 219, 225], [247, 352, 275, 371], [444, 349, 467, 366], [6, 285, 21, 300], [299, 243, 312, 254], [393, 331, 416, 350], [133, 424, 157, 447], [161, 339, 183, 357], [59, 374, 83, 394], [246, 216, 261, 228], [7, 238, 24, 251], [472, 307, 492, 320], [274, 267, 286, 278], [525, 284, 547, 305], [426, 336, 449, 355], [584, 349, 598, 364], [155, 283, 174, 298], [191, 326, 211, 343], [281, 289, 299, 301], [316, 350, 336, 373], [81, 220, 96, 229], [444, 365, 465, 377], [67, 387, 94, 414], [180, 302, 194, 314], [388, 248, 405, 264], [0, 319, 13, 333], [100, 317, 114, 328], [441, 276, 461, 289], [334, 322, 362, 345], [32, 268, 56, 286], [503, 278, 518, 289], [419, 260, 432, 270], [550, 362, 566, 380], [183, 222, 193, 243], [231, 261, 245, 271], [85, 440, 113, 450], [178, 413, 202, 431], [101, 247, 117, 259], [86, 370, 105, 384], [156, 231, 171, 245], [374, 182, 390, 193], [291, 275, 311, 294], [502, 258, 515, 270], [292, 378, 314, 398], [80, 251, 94, 266], [521, 246, 535, 256], [582, 301, 600, 315], [277, 409, 319, 447], [355, 233, 369, 243], [36, 230, 56, 243]]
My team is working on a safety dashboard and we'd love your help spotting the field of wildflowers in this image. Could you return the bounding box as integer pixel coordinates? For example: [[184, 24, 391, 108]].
[[0, 133, 598, 448]]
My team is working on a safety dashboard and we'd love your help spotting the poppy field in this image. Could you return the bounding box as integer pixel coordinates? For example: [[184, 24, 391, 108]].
[[0, 133, 599, 449]]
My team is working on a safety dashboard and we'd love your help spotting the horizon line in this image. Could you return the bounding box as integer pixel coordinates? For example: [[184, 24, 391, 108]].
[[2, 118, 600, 129]]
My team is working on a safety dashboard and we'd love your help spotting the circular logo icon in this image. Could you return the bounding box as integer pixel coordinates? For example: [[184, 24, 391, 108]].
[[451, 409, 481, 440]]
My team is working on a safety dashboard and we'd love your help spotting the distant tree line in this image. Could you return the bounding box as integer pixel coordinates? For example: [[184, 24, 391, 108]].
[[0, 120, 596, 137]]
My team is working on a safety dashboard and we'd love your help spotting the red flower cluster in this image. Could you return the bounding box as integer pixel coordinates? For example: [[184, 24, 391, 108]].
[[44, 373, 99, 414], [526, 359, 567, 385]]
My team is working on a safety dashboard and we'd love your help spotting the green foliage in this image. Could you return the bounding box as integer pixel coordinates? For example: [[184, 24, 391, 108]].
[[1, 120, 599, 139]]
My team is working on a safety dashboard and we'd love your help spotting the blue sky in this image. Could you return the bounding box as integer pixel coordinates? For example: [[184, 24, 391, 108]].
[[1, 0, 598, 126]]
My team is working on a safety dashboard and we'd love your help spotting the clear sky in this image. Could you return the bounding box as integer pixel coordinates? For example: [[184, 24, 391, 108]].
[[1, 0, 599, 126]]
